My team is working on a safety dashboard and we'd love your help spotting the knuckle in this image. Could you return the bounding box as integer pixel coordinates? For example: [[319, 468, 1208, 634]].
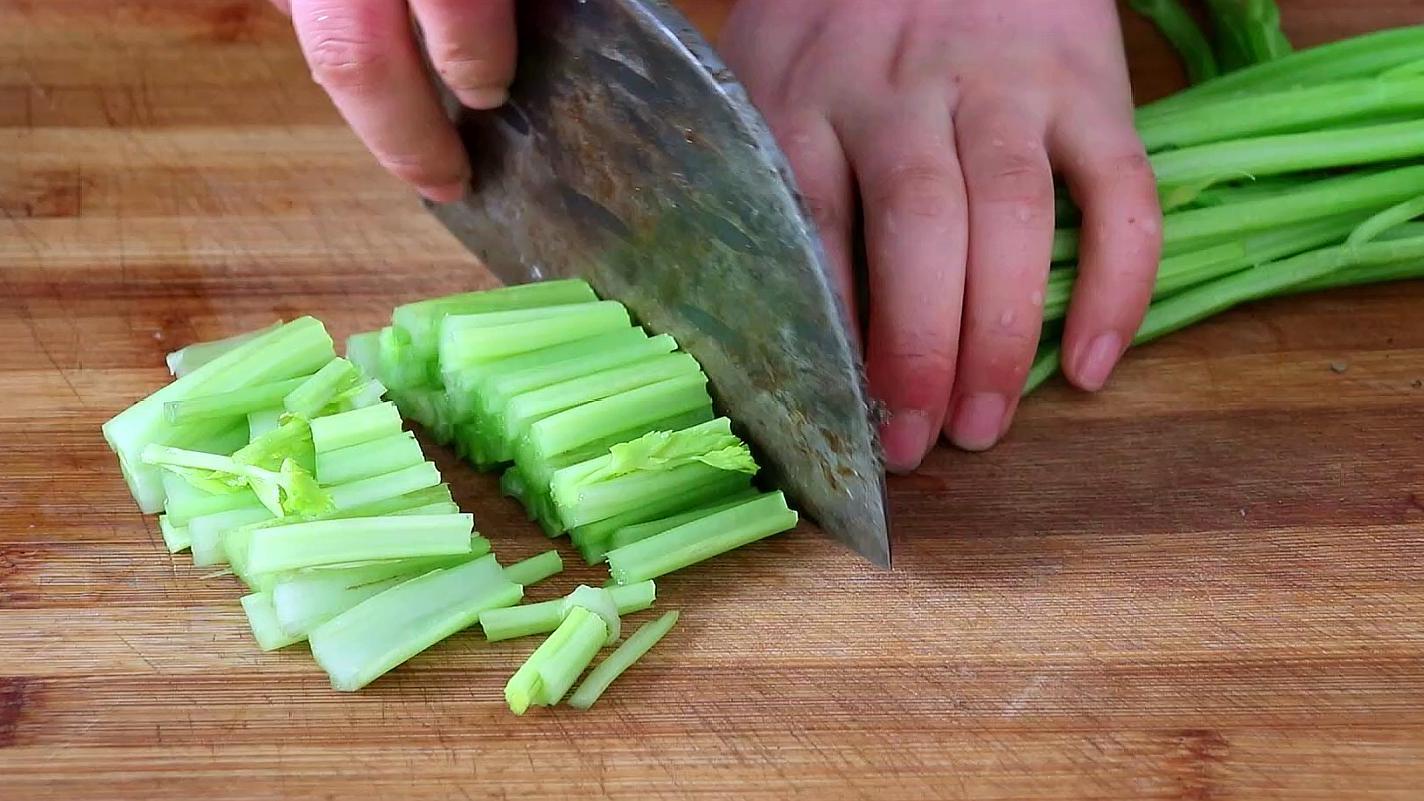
[[869, 161, 962, 221], [304, 23, 392, 91], [977, 153, 1053, 219]]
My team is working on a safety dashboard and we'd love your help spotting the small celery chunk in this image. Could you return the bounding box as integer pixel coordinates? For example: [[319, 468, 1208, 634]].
[[166, 322, 280, 378], [283, 357, 359, 418], [502, 550, 564, 586], [315, 432, 424, 485], [244, 512, 475, 574], [504, 606, 608, 714], [309, 401, 403, 453], [240, 591, 304, 651], [568, 610, 680, 710], [438, 301, 631, 373], [157, 514, 191, 553], [325, 461, 440, 511], [480, 581, 655, 642], [605, 492, 798, 584], [163, 377, 307, 425]]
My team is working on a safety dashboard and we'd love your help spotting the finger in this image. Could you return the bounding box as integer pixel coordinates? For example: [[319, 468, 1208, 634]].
[[1048, 107, 1162, 391], [836, 98, 967, 473], [946, 98, 1054, 450], [269, 0, 291, 16], [292, 0, 470, 202], [409, 0, 516, 110]]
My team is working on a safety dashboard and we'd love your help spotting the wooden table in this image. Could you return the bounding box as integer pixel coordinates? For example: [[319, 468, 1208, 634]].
[[3, 1, 1422, 798]]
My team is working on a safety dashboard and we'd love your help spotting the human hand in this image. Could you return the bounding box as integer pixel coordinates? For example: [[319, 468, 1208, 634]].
[[719, 0, 1163, 471], [269, 0, 516, 202]]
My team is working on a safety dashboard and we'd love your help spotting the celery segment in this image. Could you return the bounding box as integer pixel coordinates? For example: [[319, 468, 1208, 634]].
[[479, 581, 656, 642], [504, 606, 607, 714], [244, 513, 474, 574], [502, 550, 564, 586], [315, 432, 423, 485], [568, 611, 680, 710], [606, 492, 798, 584], [240, 591, 305, 651], [309, 401, 403, 453]]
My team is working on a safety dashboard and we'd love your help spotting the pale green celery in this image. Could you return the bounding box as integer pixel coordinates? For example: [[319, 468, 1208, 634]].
[[189, 506, 275, 566], [567, 470, 753, 548], [163, 377, 307, 426], [479, 581, 656, 642], [1022, 344, 1064, 396], [190, 420, 251, 456], [497, 353, 702, 456], [1138, 76, 1424, 151], [157, 514, 191, 553], [505, 606, 608, 714], [165, 487, 262, 526], [165, 322, 279, 378], [1288, 258, 1424, 293], [390, 387, 454, 441], [1347, 195, 1424, 246], [1205, 0, 1291, 71], [1129, 0, 1218, 83], [437, 301, 633, 374], [344, 330, 383, 380], [393, 501, 461, 516], [605, 492, 798, 584], [1151, 119, 1424, 191], [310, 554, 523, 691], [326, 461, 440, 511], [568, 610, 680, 710], [233, 416, 316, 475], [245, 512, 474, 574], [1140, 25, 1424, 117], [315, 432, 423, 485], [500, 468, 529, 504], [392, 279, 598, 367], [1376, 222, 1424, 240], [103, 316, 335, 513], [1051, 229, 1078, 262], [161, 469, 208, 507], [247, 408, 282, 440], [556, 461, 758, 530], [241, 485, 454, 535], [377, 326, 427, 391], [240, 592, 304, 651], [608, 489, 763, 551], [309, 401, 403, 453], [503, 550, 564, 586], [524, 373, 712, 467], [336, 377, 387, 411], [549, 418, 736, 507], [283, 358, 357, 418]]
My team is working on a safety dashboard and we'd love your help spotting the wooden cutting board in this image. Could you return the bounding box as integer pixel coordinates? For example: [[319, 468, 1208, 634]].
[[2, 1, 1423, 798]]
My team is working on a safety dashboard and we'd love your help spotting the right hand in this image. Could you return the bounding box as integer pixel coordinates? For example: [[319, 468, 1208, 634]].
[[270, 0, 517, 203]]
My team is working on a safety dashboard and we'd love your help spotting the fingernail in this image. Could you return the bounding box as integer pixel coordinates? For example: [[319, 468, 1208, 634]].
[[880, 409, 933, 473], [1075, 332, 1123, 391], [419, 180, 469, 204], [949, 393, 1006, 452], [457, 86, 509, 110]]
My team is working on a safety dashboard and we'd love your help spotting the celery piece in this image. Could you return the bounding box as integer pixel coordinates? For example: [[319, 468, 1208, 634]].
[[377, 325, 427, 391], [247, 408, 282, 440], [189, 506, 276, 566], [567, 469, 754, 548], [315, 432, 423, 486], [480, 581, 656, 642], [390, 386, 455, 440], [512, 406, 718, 496], [157, 514, 191, 554], [245, 513, 474, 574], [344, 330, 383, 380], [556, 461, 752, 530], [242, 484, 455, 534], [1348, 194, 1424, 246], [310, 554, 524, 691], [524, 373, 712, 466], [568, 611, 680, 710], [608, 489, 763, 551], [326, 461, 441, 511], [393, 279, 598, 367], [505, 606, 608, 714], [393, 501, 461, 516], [1204, 0, 1292, 72], [563, 585, 621, 644], [503, 550, 564, 586], [165, 487, 262, 526], [1289, 257, 1424, 294], [500, 468, 529, 504], [165, 322, 280, 378], [438, 301, 633, 373], [309, 401, 403, 453], [561, 418, 754, 490], [163, 377, 308, 425], [189, 420, 251, 457], [283, 358, 358, 418], [335, 377, 387, 412], [1129, 0, 1219, 84], [240, 592, 304, 651], [606, 492, 798, 584]]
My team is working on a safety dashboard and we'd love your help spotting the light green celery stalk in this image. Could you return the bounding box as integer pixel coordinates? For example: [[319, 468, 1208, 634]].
[[190, 421, 251, 456], [502, 550, 565, 586], [283, 358, 358, 418], [479, 581, 656, 642], [344, 330, 383, 380], [165, 322, 280, 378], [1288, 258, 1424, 293], [244, 513, 475, 574], [377, 326, 425, 392], [568, 610, 680, 710], [437, 301, 632, 374], [390, 385, 455, 441], [1129, 0, 1219, 84], [1022, 345, 1064, 396], [393, 501, 461, 516], [504, 605, 608, 714], [246, 408, 282, 440], [325, 461, 440, 511], [1204, 0, 1291, 72], [163, 377, 307, 425], [567, 470, 753, 550], [555, 461, 758, 530], [103, 316, 336, 513], [605, 492, 798, 584], [189, 505, 275, 566], [607, 489, 764, 552], [240, 591, 304, 651], [157, 514, 191, 553], [164, 487, 262, 526], [309, 554, 523, 691], [309, 401, 403, 453], [314, 432, 424, 486], [1347, 195, 1424, 246], [140, 444, 325, 519]]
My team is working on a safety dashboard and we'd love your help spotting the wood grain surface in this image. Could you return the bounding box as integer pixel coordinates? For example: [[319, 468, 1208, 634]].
[[3, 1, 1423, 798]]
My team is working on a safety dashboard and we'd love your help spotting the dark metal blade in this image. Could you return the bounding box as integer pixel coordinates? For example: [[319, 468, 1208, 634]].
[[424, 0, 890, 566]]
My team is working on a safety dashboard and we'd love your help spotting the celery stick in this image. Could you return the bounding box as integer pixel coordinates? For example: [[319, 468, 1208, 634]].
[[606, 492, 798, 584], [438, 301, 633, 373], [505, 606, 608, 714], [309, 401, 403, 453], [245, 513, 474, 574], [567, 470, 753, 547], [165, 322, 279, 378], [1023, 344, 1064, 396], [344, 330, 383, 380], [157, 514, 191, 553], [283, 358, 358, 418], [338, 377, 387, 411], [393, 279, 598, 367], [503, 550, 564, 586], [310, 554, 523, 691], [480, 581, 656, 642], [377, 325, 427, 391], [608, 489, 764, 551], [240, 592, 304, 651], [190, 506, 275, 566], [568, 611, 680, 710], [315, 432, 423, 485], [1348, 195, 1424, 246], [1205, 0, 1291, 71], [524, 373, 713, 466], [1288, 258, 1424, 293], [393, 501, 461, 516], [1051, 229, 1078, 262], [163, 377, 308, 425], [326, 461, 441, 511], [556, 461, 754, 529], [165, 487, 262, 526], [1129, 0, 1219, 84], [512, 406, 718, 494], [247, 408, 282, 440]]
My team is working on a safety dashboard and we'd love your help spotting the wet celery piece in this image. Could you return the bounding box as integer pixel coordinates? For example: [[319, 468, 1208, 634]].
[[309, 401, 403, 453], [502, 550, 564, 586], [244, 513, 474, 574], [568, 610, 680, 710], [309, 554, 523, 691], [566, 470, 753, 549], [480, 581, 656, 642], [505, 606, 608, 714], [283, 358, 359, 418], [247, 408, 282, 440], [438, 301, 632, 373], [326, 461, 441, 511], [164, 487, 263, 527], [157, 514, 191, 553], [163, 376, 307, 425], [165, 322, 280, 378], [315, 432, 424, 485], [240, 591, 304, 651], [189, 506, 276, 566], [606, 492, 799, 584], [607, 489, 764, 551], [344, 330, 383, 380], [521, 373, 713, 469], [392, 279, 598, 369]]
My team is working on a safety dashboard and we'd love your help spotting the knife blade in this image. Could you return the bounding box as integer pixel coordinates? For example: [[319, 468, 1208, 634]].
[[423, 0, 891, 566]]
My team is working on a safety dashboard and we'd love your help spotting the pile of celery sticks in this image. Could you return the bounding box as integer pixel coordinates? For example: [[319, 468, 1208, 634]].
[[1029, 17, 1424, 393]]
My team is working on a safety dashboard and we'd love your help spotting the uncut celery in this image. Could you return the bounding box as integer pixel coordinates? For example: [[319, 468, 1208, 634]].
[[189, 505, 275, 566], [315, 432, 423, 485], [310, 401, 403, 453], [165, 322, 279, 378], [505, 606, 608, 714], [502, 550, 564, 586], [1205, 0, 1291, 71], [283, 358, 358, 418], [1348, 195, 1424, 246], [479, 581, 656, 642], [157, 514, 191, 553], [523, 373, 713, 467], [1051, 230, 1078, 262], [163, 377, 307, 425], [568, 610, 680, 710], [1023, 344, 1064, 396], [244, 513, 474, 574], [607, 489, 764, 551], [605, 492, 798, 584], [438, 301, 632, 373], [246, 408, 282, 440], [1129, 0, 1219, 83], [240, 591, 304, 651], [326, 461, 441, 511], [309, 554, 523, 691], [392, 279, 598, 368]]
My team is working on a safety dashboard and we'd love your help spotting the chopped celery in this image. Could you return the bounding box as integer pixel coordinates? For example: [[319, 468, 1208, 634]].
[[568, 611, 680, 710], [377, 326, 427, 391], [283, 358, 358, 418], [605, 492, 798, 584], [164, 487, 262, 526], [607, 489, 763, 551], [344, 330, 383, 379], [244, 513, 474, 574], [309, 401, 403, 453], [512, 406, 718, 496], [315, 432, 424, 485], [505, 606, 607, 714], [502, 550, 564, 586], [189, 505, 275, 566], [165, 322, 280, 378], [562, 585, 621, 644], [567, 470, 753, 548], [570, 418, 754, 487], [438, 301, 632, 373], [393, 279, 598, 367], [240, 591, 304, 651], [157, 514, 191, 553], [553, 446, 758, 530], [326, 461, 441, 511], [480, 581, 656, 642], [309, 554, 523, 691], [523, 373, 713, 467], [246, 408, 283, 440], [163, 377, 308, 425], [392, 501, 461, 516]]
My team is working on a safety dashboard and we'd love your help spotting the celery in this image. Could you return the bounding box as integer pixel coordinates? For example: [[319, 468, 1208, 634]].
[[1023, 344, 1063, 396], [247, 408, 282, 440], [1051, 229, 1078, 262], [606, 492, 798, 584], [377, 326, 426, 391], [392, 279, 598, 368], [240, 592, 304, 651], [480, 581, 656, 642], [523, 373, 713, 467], [163, 377, 307, 425], [504, 606, 608, 714], [555, 461, 755, 530], [165, 322, 279, 378], [567, 470, 754, 549], [438, 301, 632, 373], [392, 501, 461, 516], [157, 514, 191, 553], [326, 461, 440, 511], [1204, 0, 1292, 72], [164, 487, 262, 526], [309, 554, 523, 691], [315, 432, 424, 485], [1347, 195, 1424, 246], [189, 505, 275, 566], [1129, 0, 1219, 84], [344, 330, 383, 379], [607, 489, 763, 551], [502, 550, 564, 586], [568, 611, 680, 710], [244, 513, 474, 574], [283, 358, 358, 418], [309, 401, 403, 453]]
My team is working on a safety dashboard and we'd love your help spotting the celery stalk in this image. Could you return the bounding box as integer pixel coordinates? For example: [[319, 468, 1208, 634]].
[[523, 373, 713, 467], [607, 489, 764, 551], [391, 501, 461, 516], [606, 492, 798, 584], [244, 513, 474, 574], [344, 330, 383, 380], [163, 377, 307, 425], [392, 279, 598, 368], [1347, 194, 1424, 246], [315, 432, 424, 486], [377, 326, 426, 391], [568, 611, 680, 710], [567, 470, 754, 548], [157, 514, 191, 553], [247, 408, 282, 440], [326, 461, 440, 511], [309, 554, 523, 691], [1129, 0, 1219, 84], [309, 401, 403, 453], [502, 550, 564, 586], [164, 487, 262, 526], [165, 322, 279, 378], [189, 505, 275, 566], [438, 301, 632, 373], [505, 606, 607, 714], [240, 592, 304, 651], [480, 581, 656, 642], [283, 358, 358, 418]]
